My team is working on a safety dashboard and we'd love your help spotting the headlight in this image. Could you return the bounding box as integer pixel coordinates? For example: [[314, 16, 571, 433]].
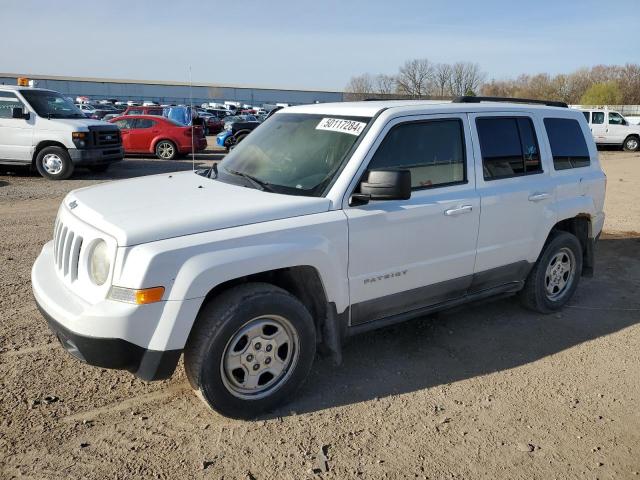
[[224, 123, 232, 131], [89, 240, 110, 285], [72, 131, 90, 148]]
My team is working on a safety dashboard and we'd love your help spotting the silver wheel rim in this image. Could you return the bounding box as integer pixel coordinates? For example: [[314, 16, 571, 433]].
[[157, 142, 174, 159], [220, 314, 299, 400], [42, 153, 63, 175], [626, 138, 638, 150], [544, 247, 576, 300]]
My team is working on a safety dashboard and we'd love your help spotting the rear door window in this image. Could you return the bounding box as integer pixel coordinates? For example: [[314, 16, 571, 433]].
[[582, 111, 591, 123], [591, 112, 605, 124], [543, 118, 590, 170], [134, 118, 155, 129], [476, 117, 542, 180]]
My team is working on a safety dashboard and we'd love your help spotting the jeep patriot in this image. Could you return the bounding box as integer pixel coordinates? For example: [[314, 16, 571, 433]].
[[32, 97, 606, 418]]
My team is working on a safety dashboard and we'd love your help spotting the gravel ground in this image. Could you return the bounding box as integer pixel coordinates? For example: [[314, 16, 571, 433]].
[[1, 149, 639, 479]]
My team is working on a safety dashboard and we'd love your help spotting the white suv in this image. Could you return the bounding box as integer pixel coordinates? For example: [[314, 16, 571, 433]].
[[32, 98, 606, 418], [580, 108, 640, 151]]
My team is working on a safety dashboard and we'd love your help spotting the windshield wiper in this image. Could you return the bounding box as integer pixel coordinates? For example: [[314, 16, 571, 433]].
[[224, 168, 274, 192]]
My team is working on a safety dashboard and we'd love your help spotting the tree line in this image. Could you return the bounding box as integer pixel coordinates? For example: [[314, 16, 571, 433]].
[[345, 60, 640, 105]]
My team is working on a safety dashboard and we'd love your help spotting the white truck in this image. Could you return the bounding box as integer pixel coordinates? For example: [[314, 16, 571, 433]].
[[580, 107, 640, 151], [0, 86, 123, 179], [32, 97, 606, 418]]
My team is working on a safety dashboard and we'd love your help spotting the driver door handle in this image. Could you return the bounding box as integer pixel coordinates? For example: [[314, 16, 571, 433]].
[[528, 192, 550, 202], [444, 205, 473, 216]]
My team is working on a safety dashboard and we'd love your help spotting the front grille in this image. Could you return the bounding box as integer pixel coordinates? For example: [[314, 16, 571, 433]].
[[94, 129, 121, 147], [53, 218, 83, 282]]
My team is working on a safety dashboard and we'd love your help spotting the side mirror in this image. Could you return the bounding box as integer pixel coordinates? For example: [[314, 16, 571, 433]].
[[11, 107, 30, 120], [350, 169, 411, 206]]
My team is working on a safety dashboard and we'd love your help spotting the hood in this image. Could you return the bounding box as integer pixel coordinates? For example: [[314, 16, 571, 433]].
[[65, 171, 332, 246], [36, 117, 116, 131]]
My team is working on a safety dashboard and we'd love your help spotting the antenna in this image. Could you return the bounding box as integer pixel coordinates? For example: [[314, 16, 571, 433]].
[[189, 65, 195, 171]]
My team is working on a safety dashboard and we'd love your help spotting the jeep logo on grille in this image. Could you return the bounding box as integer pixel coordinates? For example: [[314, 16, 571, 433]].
[[68, 200, 78, 210]]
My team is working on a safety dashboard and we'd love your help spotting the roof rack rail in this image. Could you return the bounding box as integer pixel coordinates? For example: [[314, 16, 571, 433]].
[[453, 96, 568, 108]]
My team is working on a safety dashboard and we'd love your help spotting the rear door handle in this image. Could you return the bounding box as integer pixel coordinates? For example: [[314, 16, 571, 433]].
[[528, 192, 550, 202], [444, 205, 473, 216]]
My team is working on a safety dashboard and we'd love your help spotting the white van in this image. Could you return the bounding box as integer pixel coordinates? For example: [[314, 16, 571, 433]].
[[0, 86, 123, 179], [580, 108, 640, 151]]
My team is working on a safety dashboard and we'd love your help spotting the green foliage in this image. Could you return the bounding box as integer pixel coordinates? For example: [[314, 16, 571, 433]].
[[580, 82, 623, 105]]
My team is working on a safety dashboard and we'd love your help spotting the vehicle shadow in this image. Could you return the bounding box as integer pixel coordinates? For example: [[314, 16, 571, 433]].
[[271, 235, 640, 417]]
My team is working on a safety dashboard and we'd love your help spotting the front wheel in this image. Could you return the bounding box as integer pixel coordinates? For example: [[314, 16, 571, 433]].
[[623, 135, 639, 152], [35, 146, 74, 180], [519, 231, 583, 313], [155, 140, 177, 160], [184, 283, 316, 419]]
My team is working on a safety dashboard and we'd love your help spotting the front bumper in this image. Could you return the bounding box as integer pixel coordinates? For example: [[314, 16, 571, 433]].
[[31, 241, 186, 381], [69, 146, 124, 166], [36, 299, 181, 380]]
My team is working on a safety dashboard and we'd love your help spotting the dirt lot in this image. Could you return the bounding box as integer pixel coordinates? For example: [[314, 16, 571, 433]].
[[1, 149, 639, 479]]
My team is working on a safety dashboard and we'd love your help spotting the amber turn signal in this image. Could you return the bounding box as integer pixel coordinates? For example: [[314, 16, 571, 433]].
[[109, 286, 165, 304]]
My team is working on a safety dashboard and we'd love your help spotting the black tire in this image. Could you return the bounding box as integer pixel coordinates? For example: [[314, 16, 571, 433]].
[[184, 283, 316, 419], [35, 146, 74, 180], [623, 135, 639, 152], [519, 231, 583, 313], [155, 140, 177, 160], [234, 132, 248, 144], [88, 164, 110, 173], [223, 135, 235, 149]]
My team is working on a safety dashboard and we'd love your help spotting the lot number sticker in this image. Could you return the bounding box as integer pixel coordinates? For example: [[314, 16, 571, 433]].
[[316, 118, 366, 136]]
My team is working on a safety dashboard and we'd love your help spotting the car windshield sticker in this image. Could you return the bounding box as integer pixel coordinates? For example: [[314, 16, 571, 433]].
[[316, 118, 366, 136]]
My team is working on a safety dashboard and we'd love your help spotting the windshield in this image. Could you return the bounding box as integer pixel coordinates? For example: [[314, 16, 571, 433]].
[[215, 113, 371, 196], [20, 90, 85, 119]]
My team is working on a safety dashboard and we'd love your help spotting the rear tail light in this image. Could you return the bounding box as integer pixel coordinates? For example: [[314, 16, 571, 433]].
[[184, 127, 193, 137]]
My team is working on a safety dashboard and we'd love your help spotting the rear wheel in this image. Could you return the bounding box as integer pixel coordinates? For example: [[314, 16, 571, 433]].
[[623, 135, 639, 152], [519, 231, 583, 313], [155, 140, 177, 160], [185, 283, 316, 419], [35, 146, 74, 180]]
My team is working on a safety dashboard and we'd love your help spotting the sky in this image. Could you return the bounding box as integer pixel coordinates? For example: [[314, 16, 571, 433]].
[[2, 0, 639, 91]]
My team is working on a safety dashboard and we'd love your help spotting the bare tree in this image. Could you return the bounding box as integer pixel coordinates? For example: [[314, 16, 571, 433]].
[[374, 74, 396, 95], [344, 73, 375, 100], [396, 58, 434, 98], [448, 62, 485, 96], [619, 63, 640, 104], [433, 63, 452, 97]]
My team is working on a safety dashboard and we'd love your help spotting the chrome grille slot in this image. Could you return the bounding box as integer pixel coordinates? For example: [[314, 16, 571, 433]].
[[53, 219, 60, 259], [52, 218, 83, 283], [62, 231, 74, 276], [56, 226, 68, 269], [70, 237, 83, 281]]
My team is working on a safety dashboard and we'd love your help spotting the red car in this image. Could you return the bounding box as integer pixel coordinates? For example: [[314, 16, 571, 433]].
[[109, 115, 207, 160]]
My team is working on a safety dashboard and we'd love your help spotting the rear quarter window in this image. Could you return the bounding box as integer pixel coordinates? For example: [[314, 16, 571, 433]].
[[543, 118, 590, 170]]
